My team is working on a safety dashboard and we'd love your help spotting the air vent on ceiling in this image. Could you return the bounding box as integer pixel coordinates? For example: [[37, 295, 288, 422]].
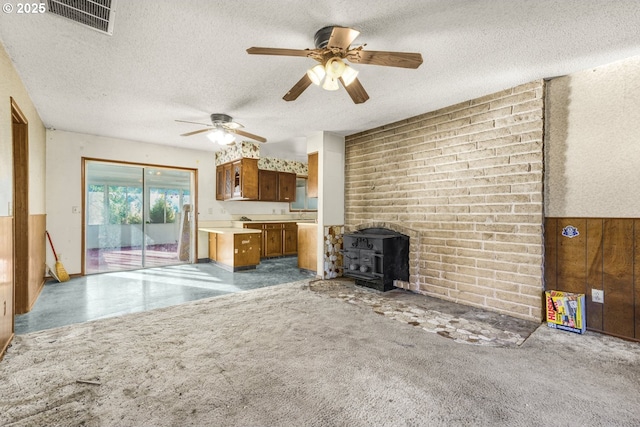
[[47, 0, 117, 35]]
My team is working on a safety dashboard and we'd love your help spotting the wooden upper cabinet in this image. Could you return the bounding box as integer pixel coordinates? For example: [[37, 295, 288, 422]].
[[307, 152, 318, 198], [216, 165, 225, 201], [223, 163, 233, 200], [259, 169, 278, 201], [216, 158, 296, 203], [216, 158, 258, 201], [278, 172, 296, 202], [240, 159, 258, 200]]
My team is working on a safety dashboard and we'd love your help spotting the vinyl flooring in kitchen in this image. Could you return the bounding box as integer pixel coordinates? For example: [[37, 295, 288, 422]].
[[15, 256, 315, 335]]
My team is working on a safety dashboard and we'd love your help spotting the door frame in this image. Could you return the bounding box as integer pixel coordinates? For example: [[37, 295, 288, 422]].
[[11, 97, 29, 314], [81, 157, 198, 275]]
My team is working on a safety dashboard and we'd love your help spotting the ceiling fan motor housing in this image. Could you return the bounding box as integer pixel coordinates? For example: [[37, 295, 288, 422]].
[[314, 26, 340, 49], [210, 113, 233, 124]]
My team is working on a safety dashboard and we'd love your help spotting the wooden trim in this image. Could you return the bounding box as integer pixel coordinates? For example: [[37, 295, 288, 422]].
[[80, 159, 86, 275], [11, 98, 30, 314], [10, 97, 27, 123]]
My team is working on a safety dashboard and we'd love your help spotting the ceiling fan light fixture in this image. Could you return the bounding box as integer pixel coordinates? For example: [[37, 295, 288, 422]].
[[207, 128, 235, 145], [322, 76, 340, 91], [307, 64, 326, 85], [341, 64, 358, 86], [325, 56, 346, 79]]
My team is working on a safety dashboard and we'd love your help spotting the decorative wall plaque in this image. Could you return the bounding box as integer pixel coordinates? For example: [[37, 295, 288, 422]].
[[561, 225, 580, 238]]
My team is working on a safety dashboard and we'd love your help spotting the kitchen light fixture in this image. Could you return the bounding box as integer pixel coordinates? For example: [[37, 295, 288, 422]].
[[207, 128, 235, 145], [307, 57, 358, 91]]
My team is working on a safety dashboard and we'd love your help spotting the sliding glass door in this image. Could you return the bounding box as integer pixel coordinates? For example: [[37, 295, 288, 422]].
[[85, 160, 195, 274]]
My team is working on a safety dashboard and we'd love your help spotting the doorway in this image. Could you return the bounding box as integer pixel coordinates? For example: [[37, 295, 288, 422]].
[[84, 160, 196, 274]]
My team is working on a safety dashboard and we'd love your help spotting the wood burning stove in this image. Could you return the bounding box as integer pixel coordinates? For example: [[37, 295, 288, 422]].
[[342, 228, 409, 291]]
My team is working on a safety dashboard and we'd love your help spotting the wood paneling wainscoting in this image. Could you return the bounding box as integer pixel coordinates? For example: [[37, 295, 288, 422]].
[[545, 218, 640, 341], [14, 214, 46, 314], [28, 215, 46, 310], [0, 216, 14, 358]]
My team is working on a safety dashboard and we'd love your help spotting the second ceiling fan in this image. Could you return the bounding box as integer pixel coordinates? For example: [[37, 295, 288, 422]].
[[177, 114, 266, 145], [247, 26, 423, 104]]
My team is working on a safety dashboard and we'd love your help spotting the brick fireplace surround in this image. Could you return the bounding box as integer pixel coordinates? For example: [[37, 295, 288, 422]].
[[345, 81, 545, 322]]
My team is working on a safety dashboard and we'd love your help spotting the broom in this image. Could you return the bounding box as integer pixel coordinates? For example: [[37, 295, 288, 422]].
[[46, 230, 70, 282]]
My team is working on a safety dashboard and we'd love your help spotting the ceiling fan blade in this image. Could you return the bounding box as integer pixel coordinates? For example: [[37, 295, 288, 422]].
[[180, 128, 211, 137], [175, 119, 211, 127], [234, 129, 267, 143], [327, 27, 360, 50], [347, 50, 423, 69], [283, 74, 312, 102], [246, 47, 315, 57], [222, 121, 243, 130], [340, 77, 369, 104]]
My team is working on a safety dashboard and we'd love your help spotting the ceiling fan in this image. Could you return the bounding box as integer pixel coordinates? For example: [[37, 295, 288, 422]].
[[176, 114, 267, 144], [247, 26, 423, 104]]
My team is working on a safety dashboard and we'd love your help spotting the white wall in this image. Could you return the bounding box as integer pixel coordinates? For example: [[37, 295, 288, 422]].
[[307, 131, 345, 227], [307, 131, 345, 277], [0, 43, 46, 217], [46, 130, 290, 273], [545, 55, 640, 217]]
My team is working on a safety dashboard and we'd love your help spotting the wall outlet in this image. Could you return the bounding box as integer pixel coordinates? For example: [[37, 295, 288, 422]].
[[592, 289, 604, 304]]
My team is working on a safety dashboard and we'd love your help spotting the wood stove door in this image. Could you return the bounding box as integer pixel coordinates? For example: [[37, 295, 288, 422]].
[[358, 249, 377, 274]]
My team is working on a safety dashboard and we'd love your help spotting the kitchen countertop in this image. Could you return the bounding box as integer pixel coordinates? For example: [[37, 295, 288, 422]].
[[231, 219, 316, 227], [199, 227, 262, 235]]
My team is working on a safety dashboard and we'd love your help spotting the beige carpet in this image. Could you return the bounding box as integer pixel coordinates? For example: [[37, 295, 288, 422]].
[[1, 279, 639, 426]]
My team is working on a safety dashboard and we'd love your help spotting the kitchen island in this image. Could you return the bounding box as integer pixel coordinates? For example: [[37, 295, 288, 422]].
[[199, 227, 262, 271]]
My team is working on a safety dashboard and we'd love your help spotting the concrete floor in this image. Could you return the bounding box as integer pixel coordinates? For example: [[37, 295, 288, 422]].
[[15, 257, 315, 335]]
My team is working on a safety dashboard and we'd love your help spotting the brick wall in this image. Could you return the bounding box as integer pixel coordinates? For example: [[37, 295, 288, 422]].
[[344, 81, 545, 322]]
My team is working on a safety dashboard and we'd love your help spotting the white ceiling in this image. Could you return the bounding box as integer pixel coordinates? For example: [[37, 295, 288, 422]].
[[1, 1, 640, 162]]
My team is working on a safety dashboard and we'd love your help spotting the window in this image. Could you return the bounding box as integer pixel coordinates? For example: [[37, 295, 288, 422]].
[[87, 184, 142, 225], [290, 177, 317, 211]]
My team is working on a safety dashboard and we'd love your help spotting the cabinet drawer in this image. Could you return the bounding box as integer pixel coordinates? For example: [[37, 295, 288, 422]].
[[264, 223, 284, 230]]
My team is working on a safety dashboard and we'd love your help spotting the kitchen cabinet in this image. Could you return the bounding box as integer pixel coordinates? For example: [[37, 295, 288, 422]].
[[216, 158, 259, 200], [243, 222, 298, 258], [258, 170, 278, 201], [264, 223, 284, 257], [208, 233, 217, 260], [297, 223, 317, 271], [258, 170, 296, 202], [216, 160, 295, 202], [207, 230, 261, 271], [283, 223, 298, 255], [307, 152, 318, 198], [216, 166, 225, 200], [278, 172, 296, 202]]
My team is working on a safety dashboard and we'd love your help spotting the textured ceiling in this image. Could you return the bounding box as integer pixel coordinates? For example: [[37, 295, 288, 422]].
[[1, 1, 640, 161]]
